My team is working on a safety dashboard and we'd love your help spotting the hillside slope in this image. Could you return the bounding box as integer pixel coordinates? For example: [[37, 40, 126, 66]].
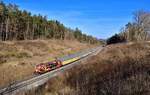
[[0, 39, 95, 88], [43, 42, 150, 95]]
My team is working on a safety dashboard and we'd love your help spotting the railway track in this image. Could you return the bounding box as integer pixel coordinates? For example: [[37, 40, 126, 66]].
[[0, 46, 103, 95]]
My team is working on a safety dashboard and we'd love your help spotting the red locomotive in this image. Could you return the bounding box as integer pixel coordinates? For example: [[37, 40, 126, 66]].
[[34, 60, 62, 74]]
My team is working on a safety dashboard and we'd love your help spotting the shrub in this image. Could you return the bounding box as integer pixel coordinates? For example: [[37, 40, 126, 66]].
[[106, 34, 126, 45]]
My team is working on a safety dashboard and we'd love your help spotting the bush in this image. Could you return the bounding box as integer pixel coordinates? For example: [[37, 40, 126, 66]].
[[107, 34, 126, 45]]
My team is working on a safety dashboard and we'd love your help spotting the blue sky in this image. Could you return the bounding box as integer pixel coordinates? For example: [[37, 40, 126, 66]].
[[3, 0, 150, 39]]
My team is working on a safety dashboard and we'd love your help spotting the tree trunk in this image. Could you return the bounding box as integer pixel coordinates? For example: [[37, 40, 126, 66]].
[[32, 24, 35, 40], [5, 18, 9, 40], [0, 23, 3, 41], [26, 21, 29, 40]]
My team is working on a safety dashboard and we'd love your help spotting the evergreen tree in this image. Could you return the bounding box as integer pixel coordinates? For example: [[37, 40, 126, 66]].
[[0, 2, 99, 44]]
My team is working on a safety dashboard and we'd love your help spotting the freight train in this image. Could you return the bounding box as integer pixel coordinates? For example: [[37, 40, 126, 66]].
[[34, 57, 80, 74], [34, 47, 95, 74], [34, 60, 62, 74]]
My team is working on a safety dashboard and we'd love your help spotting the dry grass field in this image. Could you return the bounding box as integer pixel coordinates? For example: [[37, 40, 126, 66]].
[[40, 42, 150, 95], [0, 39, 95, 88]]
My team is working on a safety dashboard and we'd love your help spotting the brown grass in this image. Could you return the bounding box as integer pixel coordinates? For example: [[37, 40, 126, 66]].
[[43, 42, 150, 95], [0, 39, 95, 88]]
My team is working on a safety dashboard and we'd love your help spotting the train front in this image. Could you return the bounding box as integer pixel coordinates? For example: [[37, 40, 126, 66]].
[[35, 63, 48, 74]]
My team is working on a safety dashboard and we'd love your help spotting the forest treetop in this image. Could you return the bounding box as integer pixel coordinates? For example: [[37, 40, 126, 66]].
[[0, 1, 101, 44]]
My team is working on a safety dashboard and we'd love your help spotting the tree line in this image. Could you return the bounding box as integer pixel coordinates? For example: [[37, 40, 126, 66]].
[[120, 10, 150, 41], [107, 10, 150, 44], [0, 2, 100, 44]]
